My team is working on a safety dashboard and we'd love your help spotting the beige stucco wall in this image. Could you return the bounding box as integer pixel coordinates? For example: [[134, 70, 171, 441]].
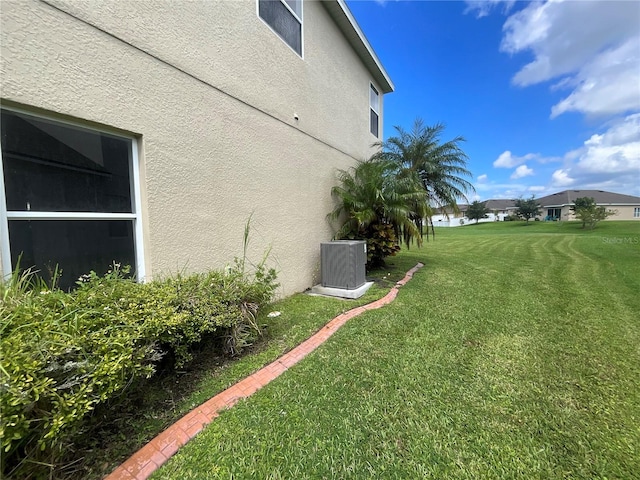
[[1, 0, 387, 295], [25, 0, 383, 161], [540, 205, 640, 221], [601, 206, 640, 221]]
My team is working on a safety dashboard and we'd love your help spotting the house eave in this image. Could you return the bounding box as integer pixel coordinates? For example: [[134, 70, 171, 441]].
[[322, 0, 394, 93]]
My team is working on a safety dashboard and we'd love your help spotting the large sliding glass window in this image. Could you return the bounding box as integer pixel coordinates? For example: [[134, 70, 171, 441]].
[[547, 208, 562, 220], [0, 108, 144, 290]]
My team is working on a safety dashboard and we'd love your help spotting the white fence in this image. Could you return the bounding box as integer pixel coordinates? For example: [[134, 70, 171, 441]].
[[432, 213, 505, 227]]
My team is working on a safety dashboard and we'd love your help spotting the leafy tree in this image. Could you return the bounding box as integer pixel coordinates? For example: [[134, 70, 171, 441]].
[[375, 118, 475, 237], [570, 197, 616, 229], [467, 200, 490, 224], [514, 195, 541, 223], [328, 158, 429, 266]]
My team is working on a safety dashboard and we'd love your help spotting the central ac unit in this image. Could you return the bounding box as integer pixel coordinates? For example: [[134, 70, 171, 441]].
[[320, 240, 367, 290]]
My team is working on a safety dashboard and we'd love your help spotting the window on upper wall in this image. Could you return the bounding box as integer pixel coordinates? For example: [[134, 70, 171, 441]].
[[370, 84, 380, 137], [0, 108, 145, 290], [634, 207, 640, 218], [258, 0, 303, 56]]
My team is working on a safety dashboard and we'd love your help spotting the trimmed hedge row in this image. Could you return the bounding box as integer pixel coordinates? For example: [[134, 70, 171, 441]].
[[0, 262, 277, 478]]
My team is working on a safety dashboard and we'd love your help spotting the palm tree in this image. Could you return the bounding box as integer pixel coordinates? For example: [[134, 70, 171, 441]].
[[375, 118, 475, 236], [328, 158, 429, 266]]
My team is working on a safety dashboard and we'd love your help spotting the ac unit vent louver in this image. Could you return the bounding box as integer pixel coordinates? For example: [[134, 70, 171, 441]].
[[320, 240, 367, 290]]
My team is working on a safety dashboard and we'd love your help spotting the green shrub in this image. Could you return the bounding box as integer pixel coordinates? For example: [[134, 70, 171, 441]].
[[0, 267, 161, 477], [0, 257, 277, 479], [363, 223, 401, 268]]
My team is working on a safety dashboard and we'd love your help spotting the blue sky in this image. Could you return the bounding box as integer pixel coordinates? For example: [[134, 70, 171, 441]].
[[346, 0, 640, 200]]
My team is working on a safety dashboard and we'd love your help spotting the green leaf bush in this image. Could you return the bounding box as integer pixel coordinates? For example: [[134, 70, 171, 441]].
[[328, 158, 427, 268], [0, 260, 277, 478], [342, 223, 401, 268]]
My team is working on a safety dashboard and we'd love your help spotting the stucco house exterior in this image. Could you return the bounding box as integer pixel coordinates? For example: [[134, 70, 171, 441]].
[[483, 199, 517, 221], [535, 190, 640, 221], [0, 0, 393, 292], [432, 199, 519, 226], [433, 191, 639, 227], [431, 204, 469, 227]]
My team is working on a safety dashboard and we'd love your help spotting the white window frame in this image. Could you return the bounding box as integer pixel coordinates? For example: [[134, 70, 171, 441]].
[[370, 83, 380, 137], [0, 106, 146, 283], [257, 0, 304, 57], [634, 207, 640, 218]]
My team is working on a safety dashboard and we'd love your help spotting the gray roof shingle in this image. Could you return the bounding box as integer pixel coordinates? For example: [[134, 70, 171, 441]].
[[483, 199, 517, 210], [536, 190, 640, 206]]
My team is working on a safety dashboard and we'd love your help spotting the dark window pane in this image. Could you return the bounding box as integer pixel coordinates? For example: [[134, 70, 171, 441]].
[[1, 110, 133, 213], [370, 110, 379, 137], [370, 85, 379, 111], [259, 0, 302, 55], [9, 220, 135, 290], [284, 0, 301, 17]]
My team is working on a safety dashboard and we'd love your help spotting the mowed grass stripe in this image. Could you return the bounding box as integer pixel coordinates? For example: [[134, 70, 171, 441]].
[[154, 222, 639, 479]]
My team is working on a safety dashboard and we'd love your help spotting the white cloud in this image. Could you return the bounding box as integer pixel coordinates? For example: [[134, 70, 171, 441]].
[[485, 115, 640, 198], [500, 0, 640, 118], [573, 113, 640, 175], [550, 114, 640, 189], [551, 169, 574, 187], [494, 150, 526, 168], [477, 174, 488, 182], [550, 38, 640, 118], [472, 1, 640, 199], [464, 0, 515, 19], [511, 164, 534, 179], [493, 151, 556, 168]]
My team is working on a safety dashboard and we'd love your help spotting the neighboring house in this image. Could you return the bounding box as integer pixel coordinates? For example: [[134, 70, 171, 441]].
[[432, 200, 517, 226], [483, 199, 517, 221], [536, 190, 640, 221], [0, 0, 393, 292], [431, 190, 640, 227], [431, 204, 469, 227]]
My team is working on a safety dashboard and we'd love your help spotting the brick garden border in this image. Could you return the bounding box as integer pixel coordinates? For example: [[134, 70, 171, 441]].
[[106, 262, 424, 480]]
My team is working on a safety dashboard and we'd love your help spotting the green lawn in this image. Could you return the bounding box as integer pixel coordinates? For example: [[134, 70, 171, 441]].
[[154, 221, 640, 479]]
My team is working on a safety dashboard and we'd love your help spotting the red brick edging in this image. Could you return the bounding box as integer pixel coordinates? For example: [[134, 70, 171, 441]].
[[105, 263, 424, 480]]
